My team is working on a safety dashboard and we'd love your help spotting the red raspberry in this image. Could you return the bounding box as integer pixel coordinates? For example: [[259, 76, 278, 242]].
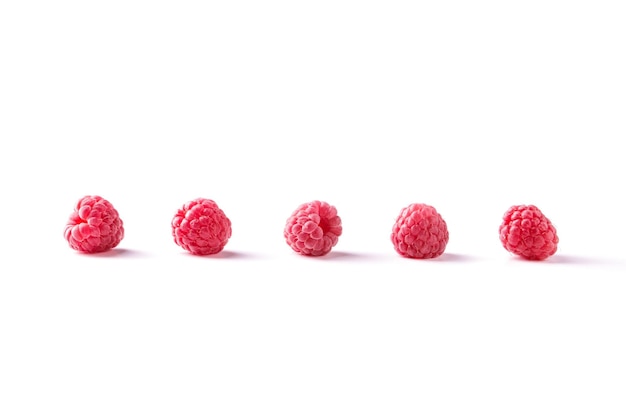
[[391, 203, 449, 259], [284, 200, 342, 256], [499, 204, 558, 260], [172, 198, 232, 255], [64, 195, 124, 253]]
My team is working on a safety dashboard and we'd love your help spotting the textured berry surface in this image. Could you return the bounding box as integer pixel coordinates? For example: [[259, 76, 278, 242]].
[[64, 195, 124, 253], [391, 203, 449, 259], [284, 200, 342, 256], [499, 204, 558, 260], [172, 198, 232, 255]]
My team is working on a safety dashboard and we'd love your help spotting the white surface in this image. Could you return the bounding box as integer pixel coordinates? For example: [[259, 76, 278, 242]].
[[1, 1, 625, 416]]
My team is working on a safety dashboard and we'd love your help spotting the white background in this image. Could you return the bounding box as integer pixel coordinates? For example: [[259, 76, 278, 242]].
[[1, 1, 625, 416]]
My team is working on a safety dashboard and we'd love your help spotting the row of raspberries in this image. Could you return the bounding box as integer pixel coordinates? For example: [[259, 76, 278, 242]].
[[64, 196, 559, 260]]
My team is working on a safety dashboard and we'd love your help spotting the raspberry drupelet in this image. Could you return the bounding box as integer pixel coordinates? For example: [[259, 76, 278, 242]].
[[284, 200, 342, 256], [391, 203, 449, 259], [499, 204, 558, 260], [172, 198, 232, 255], [64, 195, 124, 253]]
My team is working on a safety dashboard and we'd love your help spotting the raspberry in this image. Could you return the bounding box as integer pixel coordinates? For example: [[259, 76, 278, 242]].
[[284, 200, 342, 256], [499, 204, 558, 260], [391, 203, 449, 259], [172, 198, 232, 255], [64, 195, 124, 253]]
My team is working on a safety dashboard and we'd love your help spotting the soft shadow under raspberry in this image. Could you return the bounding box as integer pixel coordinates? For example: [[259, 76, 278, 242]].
[[79, 248, 149, 258], [182, 250, 261, 260], [425, 253, 479, 262], [309, 251, 389, 262]]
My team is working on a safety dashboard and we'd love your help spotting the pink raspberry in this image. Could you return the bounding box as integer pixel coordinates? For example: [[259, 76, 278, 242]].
[[499, 204, 558, 260], [391, 203, 449, 259], [64, 195, 124, 253], [284, 200, 342, 256], [172, 198, 232, 255]]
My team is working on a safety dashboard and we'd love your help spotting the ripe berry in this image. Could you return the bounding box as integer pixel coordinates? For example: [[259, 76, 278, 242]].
[[64, 195, 124, 253], [391, 203, 449, 259], [172, 198, 232, 255], [284, 200, 342, 256], [499, 204, 558, 260]]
